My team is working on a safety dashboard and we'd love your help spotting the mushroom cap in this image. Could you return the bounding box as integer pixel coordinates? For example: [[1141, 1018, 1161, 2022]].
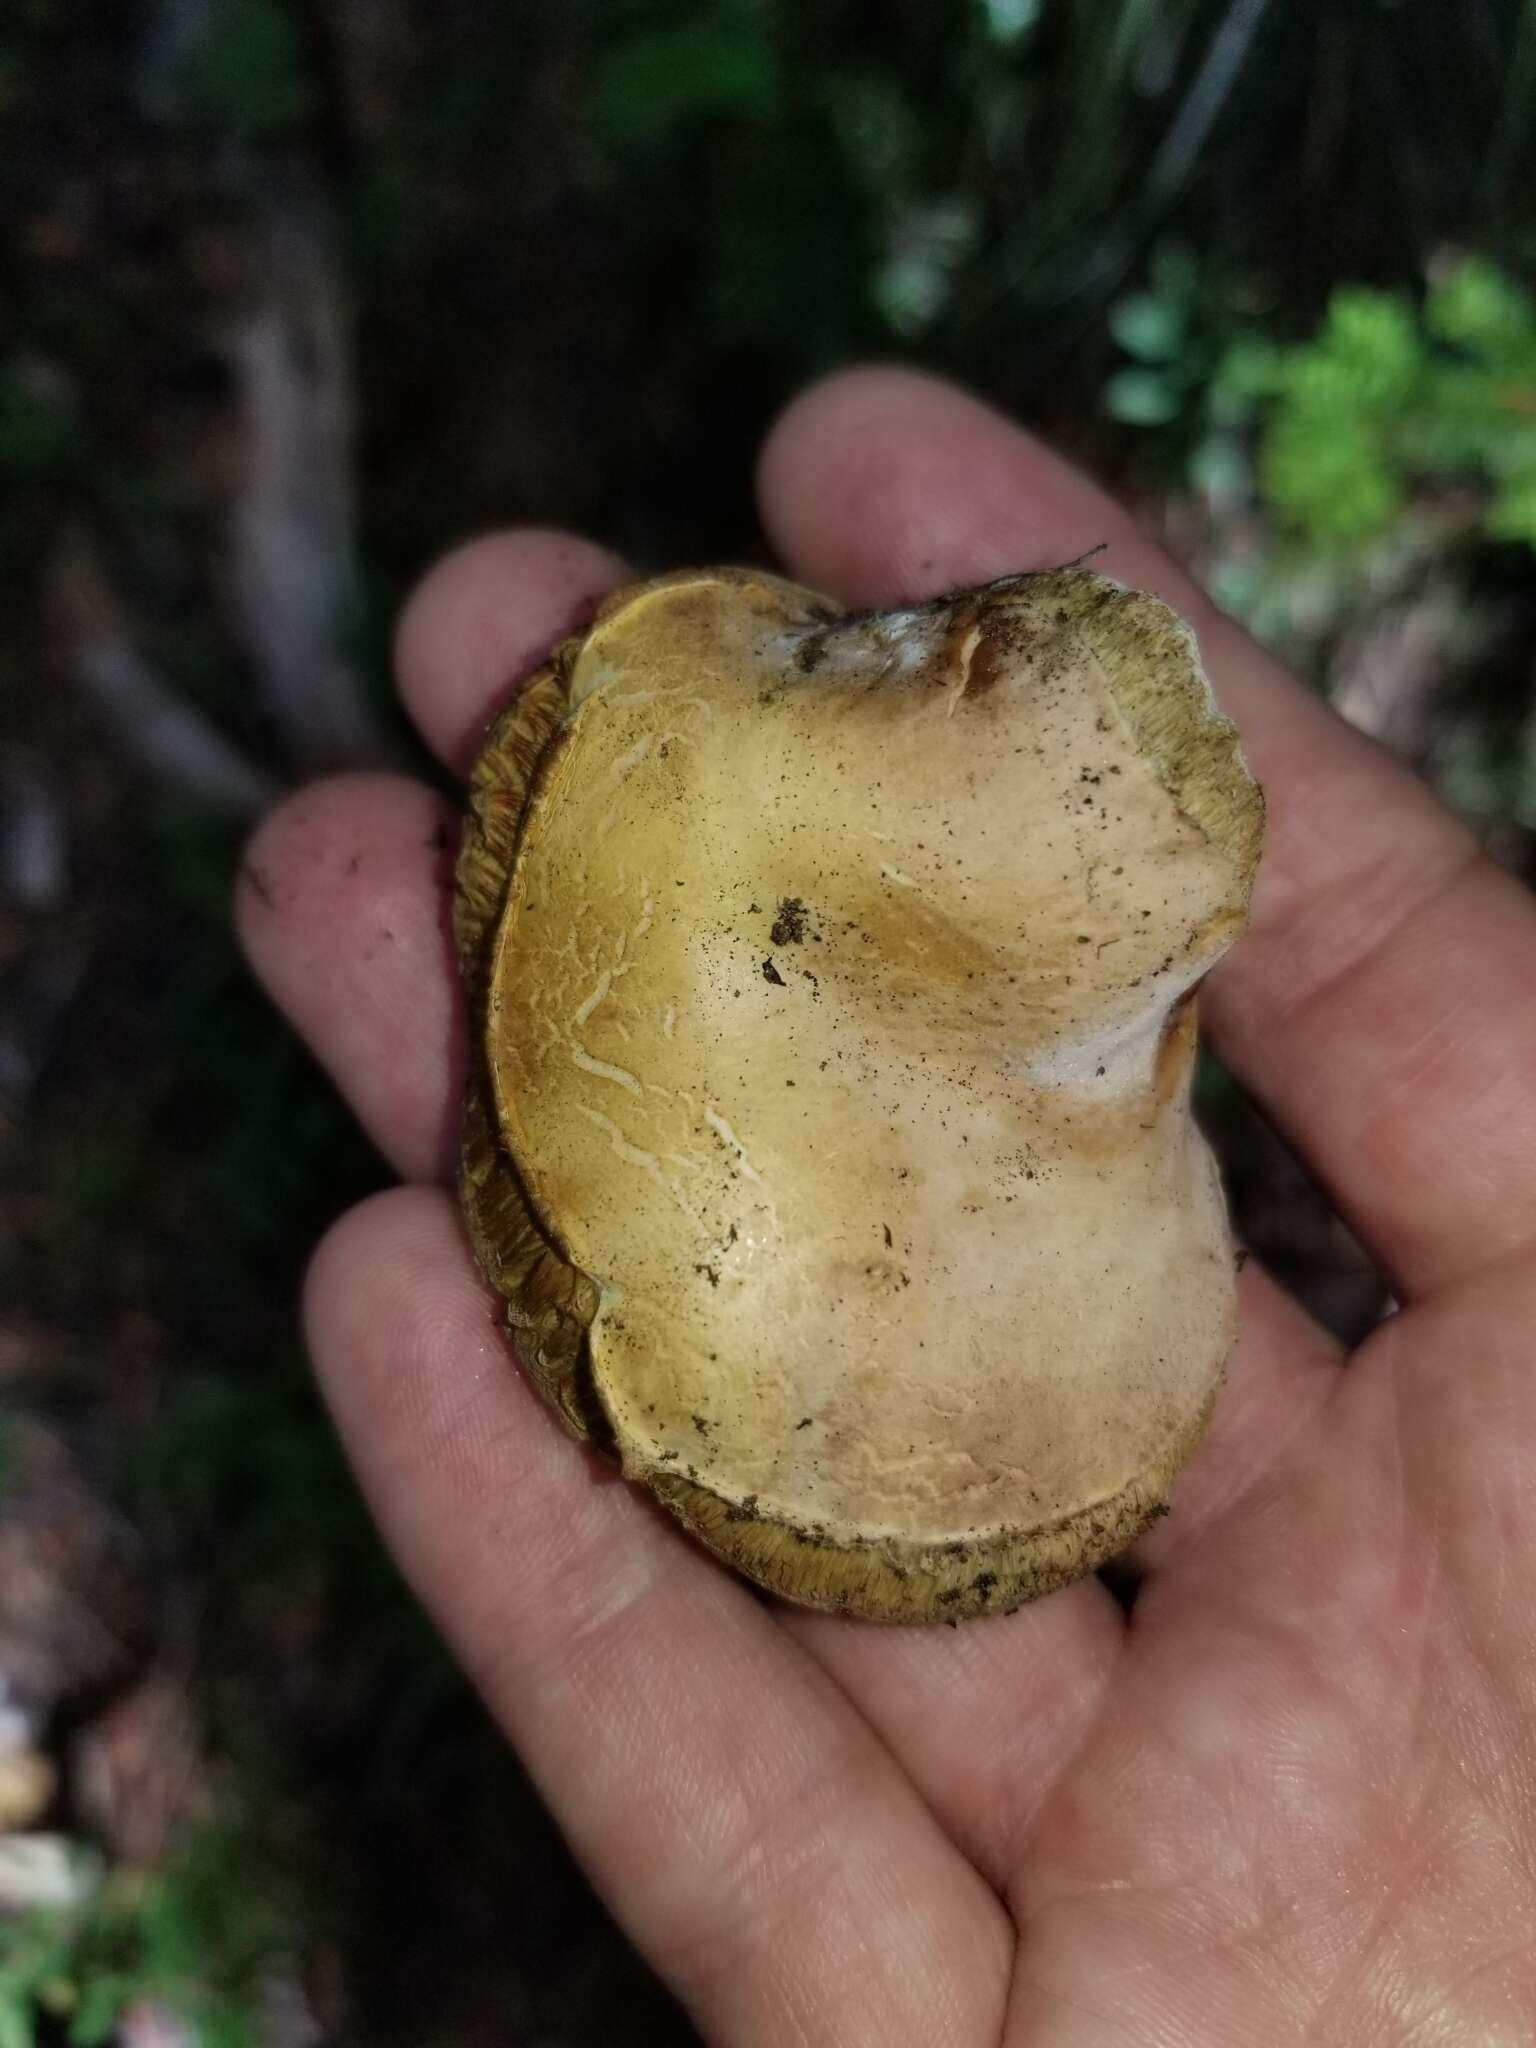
[[455, 566, 1263, 1622]]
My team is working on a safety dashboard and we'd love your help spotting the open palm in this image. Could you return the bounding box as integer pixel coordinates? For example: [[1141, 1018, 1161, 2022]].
[[240, 370, 1536, 2045]]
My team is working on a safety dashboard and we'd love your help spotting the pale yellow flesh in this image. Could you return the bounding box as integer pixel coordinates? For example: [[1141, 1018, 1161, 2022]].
[[474, 568, 1261, 1610]]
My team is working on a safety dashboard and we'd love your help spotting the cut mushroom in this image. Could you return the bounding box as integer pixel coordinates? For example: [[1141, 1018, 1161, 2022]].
[[455, 566, 1263, 1622]]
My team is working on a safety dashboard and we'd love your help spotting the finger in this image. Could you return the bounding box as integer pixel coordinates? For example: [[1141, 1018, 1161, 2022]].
[[237, 774, 460, 1182], [1118, 1260, 1341, 1576], [758, 367, 1536, 1301], [782, 1586, 1122, 1894], [755, 370, 1350, 1758], [395, 529, 627, 774], [306, 1187, 1014, 2046], [237, 773, 461, 1182], [781, 1261, 1339, 1891], [1369, 1245, 1536, 1649], [238, 528, 632, 1183]]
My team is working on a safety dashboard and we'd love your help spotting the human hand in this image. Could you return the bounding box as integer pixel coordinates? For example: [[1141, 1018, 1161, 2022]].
[[238, 369, 1536, 2046]]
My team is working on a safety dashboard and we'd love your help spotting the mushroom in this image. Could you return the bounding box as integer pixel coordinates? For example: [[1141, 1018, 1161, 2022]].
[[455, 565, 1263, 1622]]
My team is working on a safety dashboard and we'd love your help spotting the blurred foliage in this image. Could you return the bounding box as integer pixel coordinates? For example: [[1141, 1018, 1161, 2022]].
[[1104, 245, 1536, 836], [323, 0, 1536, 568], [1111, 253, 1536, 548], [1103, 240, 1236, 425], [0, 1814, 303, 2048], [1254, 260, 1536, 548], [5, 1, 1536, 575]]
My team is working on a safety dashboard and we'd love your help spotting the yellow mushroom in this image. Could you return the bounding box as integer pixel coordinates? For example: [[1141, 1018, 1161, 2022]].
[[455, 565, 1263, 1622]]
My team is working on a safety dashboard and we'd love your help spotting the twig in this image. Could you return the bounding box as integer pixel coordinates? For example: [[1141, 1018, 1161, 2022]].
[[220, 201, 390, 772], [50, 533, 280, 818], [1143, 0, 1271, 207]]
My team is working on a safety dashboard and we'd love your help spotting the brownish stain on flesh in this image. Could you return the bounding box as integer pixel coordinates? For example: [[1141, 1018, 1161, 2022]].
[[964, 630, 1006, 697]]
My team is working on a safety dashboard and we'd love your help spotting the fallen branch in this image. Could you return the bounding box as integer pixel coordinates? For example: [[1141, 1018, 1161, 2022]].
[[50, 533, 280, 819], [220, 201, 391, 773]]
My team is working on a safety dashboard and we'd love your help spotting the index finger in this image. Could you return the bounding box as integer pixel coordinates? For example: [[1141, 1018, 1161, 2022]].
[[758, 367, 1536, 1302], [395, 529, 629, 774]]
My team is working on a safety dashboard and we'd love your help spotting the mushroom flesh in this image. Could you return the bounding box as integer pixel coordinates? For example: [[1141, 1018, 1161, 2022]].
[[455, 566, 1264, 1622]]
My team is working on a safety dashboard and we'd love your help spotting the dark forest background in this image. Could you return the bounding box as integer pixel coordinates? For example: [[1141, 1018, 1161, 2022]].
[[3, 4, 1535, 2041]]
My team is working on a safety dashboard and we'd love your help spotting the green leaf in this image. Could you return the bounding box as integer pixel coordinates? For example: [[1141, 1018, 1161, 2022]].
[[1427, 256, 1536, 366], [1312, 287, 1423, 405], [1104, 367, 1183, 426], [1259, 407, 1400, 545], [1205, 337, 1283, 426], [592, 21, 786, 146], [178, 0, 318, 138], [0, 1994, 35, 2048], [1488, 466, 1536, 544], [66, 1973, 133, 2046], [1109, 292, 1186, 363]]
